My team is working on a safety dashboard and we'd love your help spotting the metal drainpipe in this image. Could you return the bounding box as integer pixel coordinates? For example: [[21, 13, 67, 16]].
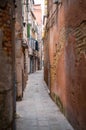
[[13, 70, 17, 130], [12, 26, 16, 130], [12, 1, 16, 129]]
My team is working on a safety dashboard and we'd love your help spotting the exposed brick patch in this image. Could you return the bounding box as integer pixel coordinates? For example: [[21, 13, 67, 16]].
[[74, 21, 86, 61], [0, 1, 15, 130]]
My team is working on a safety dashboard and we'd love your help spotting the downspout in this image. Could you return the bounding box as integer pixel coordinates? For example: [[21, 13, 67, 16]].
[[12, 1, 16, 129]]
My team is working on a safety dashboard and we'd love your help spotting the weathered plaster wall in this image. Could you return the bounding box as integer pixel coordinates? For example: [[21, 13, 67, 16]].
[[0, 1, 15, 129], [44, 0, 86, 129], [15, 0, 25, 100]]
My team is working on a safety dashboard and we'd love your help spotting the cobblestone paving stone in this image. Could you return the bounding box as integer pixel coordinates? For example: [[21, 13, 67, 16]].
[[16, 70, 74, 130]]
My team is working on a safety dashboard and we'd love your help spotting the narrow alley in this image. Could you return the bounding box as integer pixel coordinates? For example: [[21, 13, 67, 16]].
[[16, 70, 74, 130], [0, 0, 86, 130]]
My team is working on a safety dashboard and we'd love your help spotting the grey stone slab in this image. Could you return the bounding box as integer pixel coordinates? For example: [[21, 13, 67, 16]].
[[39, 126, 50, 130], [50, 125, 61, 130], [38, 120, 49, 127], [19, 127, 39, 130]]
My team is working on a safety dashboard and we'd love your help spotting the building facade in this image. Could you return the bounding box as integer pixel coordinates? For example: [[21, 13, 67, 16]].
[[22, 0, 29, 79], [44, 0, 86, 130], [33, 4, 43, 70], [0, 0, 42, 129], [27, 0, 40, 73], [0, 0, 16, 129], [15, 0, 25, 101]]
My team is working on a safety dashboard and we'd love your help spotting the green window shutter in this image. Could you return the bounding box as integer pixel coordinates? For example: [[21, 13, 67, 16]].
[[27, 24, 30, 38]]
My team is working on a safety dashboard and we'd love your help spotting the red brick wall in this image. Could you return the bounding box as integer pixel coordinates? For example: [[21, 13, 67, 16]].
[[0, 1, 15, 129], [44, 0, 86, 129], [15, 0, 25, 101], [64, 1, 86, 129]]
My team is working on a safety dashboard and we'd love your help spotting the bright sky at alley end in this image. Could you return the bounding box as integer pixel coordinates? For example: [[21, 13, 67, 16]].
[[34, 0, 44, 22], [34, 0, 41, 4]]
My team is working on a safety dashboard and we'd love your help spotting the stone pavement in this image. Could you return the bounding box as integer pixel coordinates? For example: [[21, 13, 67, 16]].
[[16, 70, 74, 130]]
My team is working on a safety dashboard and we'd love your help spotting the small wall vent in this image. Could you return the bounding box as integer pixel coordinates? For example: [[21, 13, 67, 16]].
[[53, 0, 62, 4]]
